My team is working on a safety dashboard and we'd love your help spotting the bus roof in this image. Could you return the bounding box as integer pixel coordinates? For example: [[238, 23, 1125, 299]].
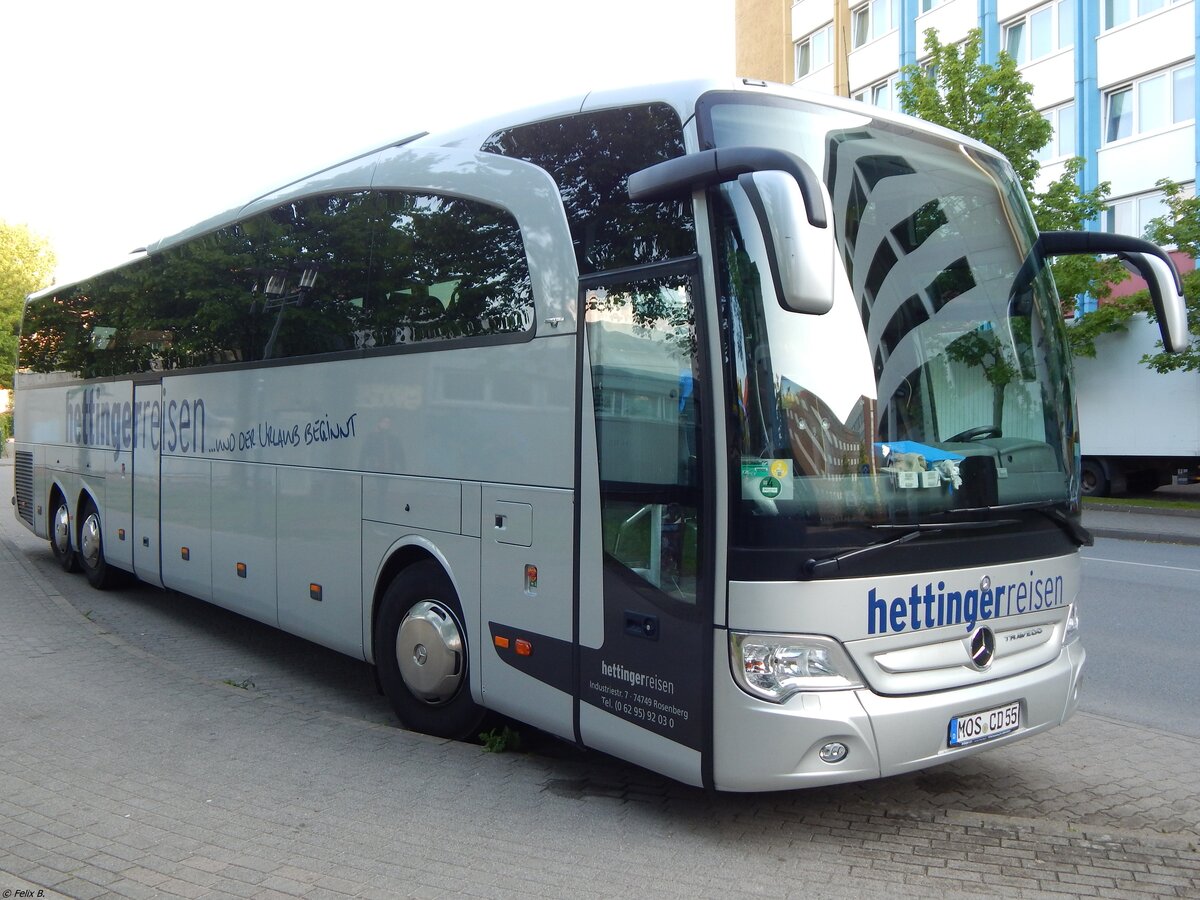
[[29, 78, 1004, 302]]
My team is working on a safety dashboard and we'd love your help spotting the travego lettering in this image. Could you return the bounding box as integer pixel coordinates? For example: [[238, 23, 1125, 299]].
[[866, 570, 1065, 635]]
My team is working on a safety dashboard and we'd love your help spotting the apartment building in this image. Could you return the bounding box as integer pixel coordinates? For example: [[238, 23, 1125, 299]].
[[737, 0, 1198, 290]]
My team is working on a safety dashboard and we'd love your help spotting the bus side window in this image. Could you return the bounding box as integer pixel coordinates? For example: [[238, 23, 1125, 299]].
[[243, 192, 374, 360], [586, 275, 701, 603], [367, 191, 533, 347], [481, 102, 696, 276]]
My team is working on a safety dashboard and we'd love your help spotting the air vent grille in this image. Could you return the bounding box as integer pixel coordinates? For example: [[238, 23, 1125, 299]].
[[14, 450, 34, 526]]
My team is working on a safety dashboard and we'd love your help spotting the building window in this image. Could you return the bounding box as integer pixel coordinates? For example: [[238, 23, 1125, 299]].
[[1104, 0, 1184, 31], [918, 0, 942, 12], [1105, 88, 1133, 141], [795, 25, 833, 79], [1104, 183, 1193, 241], [1035, 103, 1076, 162], [1002, 0, 1073, 65], [1172, 66, 1195, 123], [1104, 63, 1195, 143], [851, 0, 899, 49], [852, 76, 898, 111]]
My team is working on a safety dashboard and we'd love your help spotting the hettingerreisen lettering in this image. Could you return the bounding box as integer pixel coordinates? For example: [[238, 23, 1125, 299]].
[[866, 571, 1065, 635]]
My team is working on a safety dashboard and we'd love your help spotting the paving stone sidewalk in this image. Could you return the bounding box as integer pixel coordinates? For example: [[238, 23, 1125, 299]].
[[0, 485, 1197, 898]]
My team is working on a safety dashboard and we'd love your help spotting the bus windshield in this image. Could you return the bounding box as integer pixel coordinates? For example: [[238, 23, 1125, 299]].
[[698, 93, 1078, 552]]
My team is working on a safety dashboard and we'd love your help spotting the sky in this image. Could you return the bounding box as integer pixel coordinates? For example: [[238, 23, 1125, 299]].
[[2, 0, 735, 285]]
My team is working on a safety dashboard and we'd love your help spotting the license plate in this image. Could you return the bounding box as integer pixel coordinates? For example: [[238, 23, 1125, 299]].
[[948, 700, 1020, 747]]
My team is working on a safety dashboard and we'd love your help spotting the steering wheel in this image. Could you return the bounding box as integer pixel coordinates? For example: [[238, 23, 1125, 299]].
[[947, 426, 1002, 442]]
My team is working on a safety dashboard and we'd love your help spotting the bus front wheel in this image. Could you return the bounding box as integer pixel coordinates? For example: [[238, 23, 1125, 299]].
[[50, 494, 80, 573], [375, 560, 485, 740]]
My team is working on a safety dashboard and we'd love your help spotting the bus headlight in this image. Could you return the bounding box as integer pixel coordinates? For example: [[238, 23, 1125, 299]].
[[1063, 603, 1080, 645], [729, 632, 863, 703]]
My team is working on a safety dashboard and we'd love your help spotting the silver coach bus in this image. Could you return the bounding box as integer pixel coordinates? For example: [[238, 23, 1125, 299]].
[[12, 80, 1189, 790]]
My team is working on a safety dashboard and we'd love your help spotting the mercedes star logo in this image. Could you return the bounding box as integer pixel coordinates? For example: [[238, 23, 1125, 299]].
[[969, 626, 996, 670]]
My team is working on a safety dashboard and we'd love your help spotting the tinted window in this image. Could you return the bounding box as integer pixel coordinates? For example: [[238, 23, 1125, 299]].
[[17, 276, 108, 379], [481, 103, 696, 274], [247, 191, 376, 360], [364, 192, 532, 347], [18, 190, 532, 377]]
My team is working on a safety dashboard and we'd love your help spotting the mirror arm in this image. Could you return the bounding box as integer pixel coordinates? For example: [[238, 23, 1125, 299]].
[[628, 146, 828, 228], [1039, 230, 1182, 293]]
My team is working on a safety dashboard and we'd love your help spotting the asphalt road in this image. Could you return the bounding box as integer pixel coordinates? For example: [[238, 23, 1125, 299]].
[[1079, 537, 1200, 737]]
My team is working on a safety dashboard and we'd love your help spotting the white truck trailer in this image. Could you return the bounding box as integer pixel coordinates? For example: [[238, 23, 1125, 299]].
[[1074, 313, 1200, 496]]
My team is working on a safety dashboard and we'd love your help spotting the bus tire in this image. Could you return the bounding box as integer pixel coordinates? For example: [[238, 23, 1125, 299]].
[[375, 560, 485, 740], [50, 493, 80, 573], [78, 500, 118, 590]]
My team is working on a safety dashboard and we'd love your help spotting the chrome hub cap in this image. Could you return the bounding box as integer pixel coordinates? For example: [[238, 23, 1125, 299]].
[[53, 505, 72, 554], [396, 600, 464, 704], [79, 513, 102, 569]]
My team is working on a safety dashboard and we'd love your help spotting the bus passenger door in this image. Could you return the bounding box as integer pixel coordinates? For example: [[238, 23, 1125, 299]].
[[132, 381, 163, 587], [576, 261, 712, 787], [102, 381, 135, 573]]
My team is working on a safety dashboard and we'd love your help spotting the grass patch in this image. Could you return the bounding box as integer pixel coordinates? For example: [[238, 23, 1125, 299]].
[[1084, 495, 1200, 512], [479, 725, 522, 753]]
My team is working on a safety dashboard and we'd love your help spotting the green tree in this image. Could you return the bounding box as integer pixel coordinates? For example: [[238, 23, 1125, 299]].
[[1086, 179, 1200, 372], [0, 220, 56, 389], [1140, 181, 1200, 372], [897, 28, 1126, 324]]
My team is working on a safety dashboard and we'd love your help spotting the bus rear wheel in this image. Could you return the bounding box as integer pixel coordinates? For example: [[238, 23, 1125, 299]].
[[78, 500, 118, 590], [375, 560, 485, 740], [50, 495, 80, 573]]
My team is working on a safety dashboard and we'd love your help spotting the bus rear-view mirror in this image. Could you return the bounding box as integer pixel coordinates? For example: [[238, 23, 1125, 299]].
[[737, 170, 835, 316], [1039, 230, 1191, 353], [626, 147, 835, 317], [1118, 251, 1190, 353]]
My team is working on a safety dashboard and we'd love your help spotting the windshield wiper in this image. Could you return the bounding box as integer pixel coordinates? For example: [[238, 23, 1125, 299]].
[[802, 520, 1016, 579], [1033, 504, 1094, 547], [925, 500, 1094, 547], [802, 502, 1091, 579]]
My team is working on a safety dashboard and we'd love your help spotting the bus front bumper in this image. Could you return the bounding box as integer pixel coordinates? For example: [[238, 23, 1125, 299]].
[[711, 637, 1084, 792]]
